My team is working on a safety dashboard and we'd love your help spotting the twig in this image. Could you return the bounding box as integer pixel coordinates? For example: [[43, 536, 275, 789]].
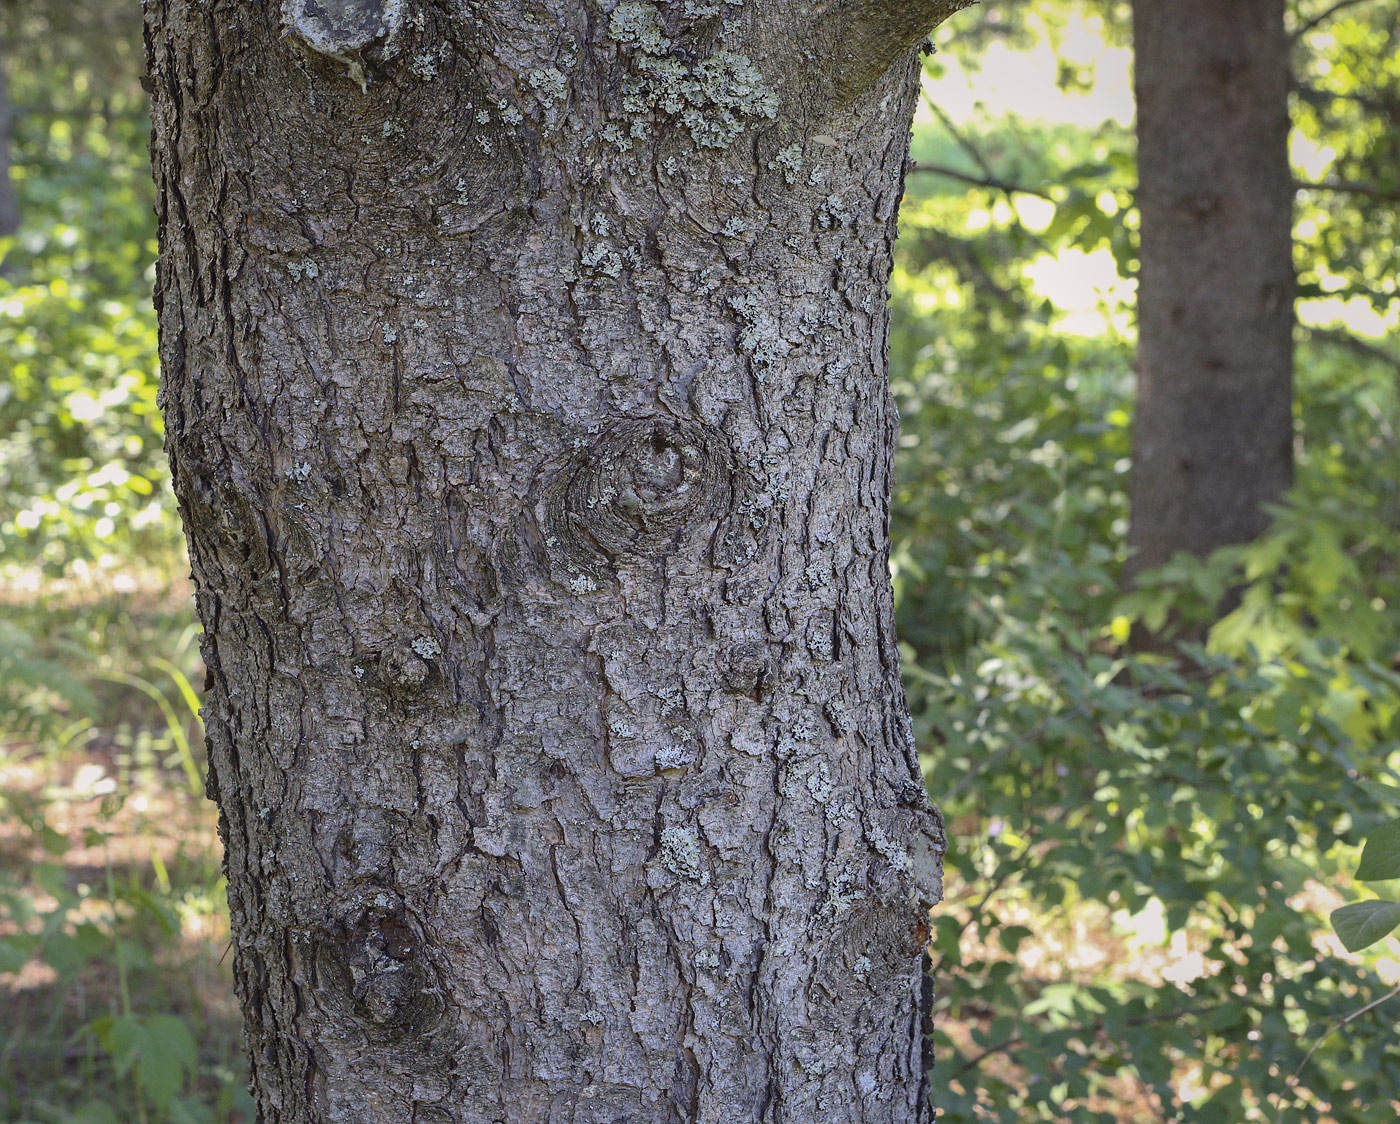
[[1274, 981, 1400, 1123], [1290, 0, 1375, 40], [1295, 177, 1400, 202], [922, 90, 998, 182], [909, 162, 1053, 200], [1305, 326, 1400, 375]]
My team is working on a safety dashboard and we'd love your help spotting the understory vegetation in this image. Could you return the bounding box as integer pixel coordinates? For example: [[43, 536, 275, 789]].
[[3, 1, 1400, 1122]]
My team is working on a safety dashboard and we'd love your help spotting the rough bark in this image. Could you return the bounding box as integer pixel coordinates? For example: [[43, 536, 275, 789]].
[[145, 2, 962, 1121], [1128, 0, 1295, 575]]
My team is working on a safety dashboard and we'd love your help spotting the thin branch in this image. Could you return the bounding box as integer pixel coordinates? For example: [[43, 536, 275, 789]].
[[1292, 82, 1400, 122], [1295, 177, 1400, 202], [922, 90, 998, 182], [950, 1001, 1229, 1079], [1274, 982, 1400, 1124], [1305, 326, 1400, 375], [1290, 0, 1375, 40], [909, 162, 1053, 200], [1306, 329, 1400, 446]]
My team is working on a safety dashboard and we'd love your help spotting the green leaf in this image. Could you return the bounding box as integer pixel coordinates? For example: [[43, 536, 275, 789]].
[[1356, 781, 1400, 809], [0, 934, 40, 974], [93, 1013, 198, 1112], [42, 932, 86, 976], [1331, 900, 1400, 952], [66, 1101, 122, 1124], [1355, 820, 1400, 882], [121, 884, 181, 936], [139, 1015, 198, 1110]]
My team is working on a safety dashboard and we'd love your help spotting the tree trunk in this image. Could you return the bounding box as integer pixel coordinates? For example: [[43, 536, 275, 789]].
[[1128, 0, 1294, 575], [145, 2, 967, 1120], [0, 44, 18, 274]]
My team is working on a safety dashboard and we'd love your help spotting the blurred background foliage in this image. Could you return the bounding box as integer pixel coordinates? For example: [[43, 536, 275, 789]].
[[2, 0, 1400, 1121]]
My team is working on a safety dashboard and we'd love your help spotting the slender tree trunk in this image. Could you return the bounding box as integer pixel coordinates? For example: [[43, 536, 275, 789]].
[[1128, 0, 1295, 575], [0, 45, 18, 275], [147, 2, 968, 1121]]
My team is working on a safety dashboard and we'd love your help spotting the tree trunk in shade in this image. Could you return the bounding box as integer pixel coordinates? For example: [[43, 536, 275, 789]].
[[0, 46, 19, 274], [1128, 0, 1295, 576], [144, 2, 970, 1121]]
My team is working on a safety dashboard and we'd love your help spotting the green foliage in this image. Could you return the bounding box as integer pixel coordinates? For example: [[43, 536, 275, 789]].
[[0, 11, 244, 1123], [0, 620, 96, 739], [0, 0, 178, 577], [87, 1014, 198, 1114], [1332, 900, 1400, 952], [0, 750, 244, 1124], [1291, 0, 1400, 315], [894, 10, 1400, 1119], [1332, 819, 1400, 951]]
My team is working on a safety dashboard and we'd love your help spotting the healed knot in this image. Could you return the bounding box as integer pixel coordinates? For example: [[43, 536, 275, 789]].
[[315, 889, 445, 1036], [282, 0, 405, 60], [547, 418, 735, 566]]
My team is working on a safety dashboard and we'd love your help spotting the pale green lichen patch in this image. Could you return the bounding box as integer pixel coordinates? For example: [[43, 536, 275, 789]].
[[659, 826, 707, 883], [609, 1, 668, 52], [655, 741, 694, 770], [768, 143, 803, 185], [408, 51, 438, 80], [868, 823, 910, 872], [606, 2, 777, 149], [527, 67, 569, 104], [678, 52, 778, 148], [728, 291, 792, 372]]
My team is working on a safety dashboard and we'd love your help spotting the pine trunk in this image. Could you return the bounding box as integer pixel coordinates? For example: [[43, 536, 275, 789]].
[[1129, 0, 1295, 574], [145, 2, 963, 1120]]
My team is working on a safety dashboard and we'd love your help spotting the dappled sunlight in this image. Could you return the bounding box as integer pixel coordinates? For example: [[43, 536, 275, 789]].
[[919, 9, 1133, 129], [1023, 246, 1135, 337]]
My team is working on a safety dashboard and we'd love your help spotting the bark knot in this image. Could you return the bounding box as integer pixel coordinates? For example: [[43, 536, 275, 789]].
[[545, 418, 735, 569], [282, 0, 406, 61], [379, 643, 433, 693], [316, 889, 445, 1035], [722, 641, 771, 696]]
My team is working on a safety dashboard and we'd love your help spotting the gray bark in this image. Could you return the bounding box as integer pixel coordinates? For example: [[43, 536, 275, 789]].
[[1128, 0, 1295, 575], [145, 2, 964, 1121]]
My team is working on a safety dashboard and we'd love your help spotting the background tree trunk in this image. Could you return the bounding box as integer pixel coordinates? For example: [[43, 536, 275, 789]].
[[0, 45, 18, 274], [1128, 0, 1295, 576], [145, 2, 965, 1120]]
